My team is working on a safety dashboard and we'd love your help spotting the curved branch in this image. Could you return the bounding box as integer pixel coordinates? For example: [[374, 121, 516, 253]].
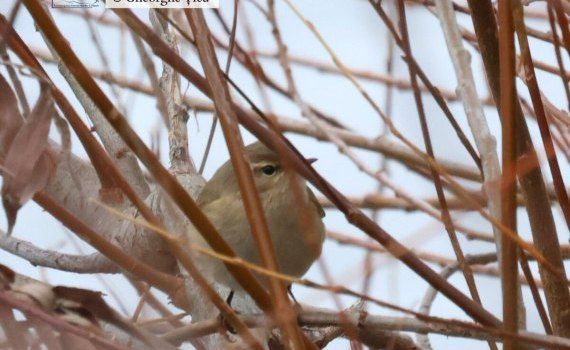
[[0, 230, 117, 273], [417, 262, 459, 350], [415, 253, 527, 348]]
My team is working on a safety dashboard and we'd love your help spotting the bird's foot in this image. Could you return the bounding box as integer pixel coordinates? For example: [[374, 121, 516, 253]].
[[287, 285, 303, 312], [218, 312, 238, 335], [218, 290, 238, 335]]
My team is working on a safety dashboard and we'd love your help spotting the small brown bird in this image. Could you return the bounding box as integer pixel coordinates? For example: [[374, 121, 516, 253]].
[[186, 141, 325, 292]]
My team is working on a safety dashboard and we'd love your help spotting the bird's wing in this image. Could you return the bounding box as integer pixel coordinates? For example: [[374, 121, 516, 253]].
[[307, 187, 325, 218], [196, 178, 223, 207]]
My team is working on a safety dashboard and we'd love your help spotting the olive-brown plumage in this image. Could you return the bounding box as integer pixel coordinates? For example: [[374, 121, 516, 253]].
[[187, 141, 325, 290]]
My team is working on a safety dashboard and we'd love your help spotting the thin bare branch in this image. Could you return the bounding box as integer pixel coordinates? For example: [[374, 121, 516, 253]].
[[0, 230, 116, 273], [466, 0, 570, 337], [114, 6, 504, 327]]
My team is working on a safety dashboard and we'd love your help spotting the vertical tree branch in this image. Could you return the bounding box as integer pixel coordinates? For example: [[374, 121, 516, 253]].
[[546, 4, 570, 111], [185, 9, 311, 349], [432, 0, 526, 329], [549, 0, 570, 58], [514, 1, 570, 238], [498, 0, 519, 348], [131, 32, 170, 127], [466, 0, 570, 337], [150, 10, 194, 174], [396, 3, 494, 349]]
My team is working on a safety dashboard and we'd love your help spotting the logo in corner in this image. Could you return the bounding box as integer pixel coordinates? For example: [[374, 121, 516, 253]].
[[52, 0, 101, 8]]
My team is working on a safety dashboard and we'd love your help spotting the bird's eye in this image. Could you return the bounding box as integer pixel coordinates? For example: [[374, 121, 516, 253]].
[[261, 165, 277, 176]]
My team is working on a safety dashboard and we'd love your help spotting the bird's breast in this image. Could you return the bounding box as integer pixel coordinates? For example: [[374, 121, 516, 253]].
[[261, 185, 325, 277]]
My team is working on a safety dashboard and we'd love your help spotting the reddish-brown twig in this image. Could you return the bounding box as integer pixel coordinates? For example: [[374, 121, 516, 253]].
[[395, 3, 493, 349], [466, 0, 570, 337], [112, 8, 503, 328], [515, 0, 570, 251], [185, 9, 309, 349], [498, 0, 519, 347]]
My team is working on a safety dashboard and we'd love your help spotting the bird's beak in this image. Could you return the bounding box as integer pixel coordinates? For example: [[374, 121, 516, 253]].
[[307, 158, 318, 164]]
